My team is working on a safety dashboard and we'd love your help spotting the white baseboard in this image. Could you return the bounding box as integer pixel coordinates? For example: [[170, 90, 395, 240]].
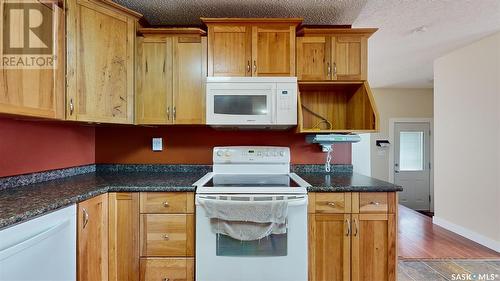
[[433, 216, 500, 253]]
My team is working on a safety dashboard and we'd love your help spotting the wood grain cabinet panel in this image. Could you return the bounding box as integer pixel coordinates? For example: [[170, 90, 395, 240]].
[[351, 214, 396, 281], [208, 25, 252, 77], [108, 193, 139, 281], [140, 192, 194, 214], [78, 193, 108, 281], [0, 2, 65, 119], [252, 25, 295, 76], [140, 258, 194, 281], [309, 214, 351, 281], [135, 38, 173, 124], [296, 37, 330, 80], [332, 36, 366, 81], [136, 30, 206, 125], [313, 192, 351, 214], [66, 0, 139, 124], [140, 214, 194, 257]]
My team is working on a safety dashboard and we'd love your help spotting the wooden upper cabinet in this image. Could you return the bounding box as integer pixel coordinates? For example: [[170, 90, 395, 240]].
[[296, 37, 330, 80], [136, 37, 173, 124], [78, 193, 109, 281], [203, 18, 302, 77], [208, 25, 252, 76], [0, 2, 65, 119], [136, 28, 206, 125], [66, 0, 141, 124], [296, 28, 377, 81]]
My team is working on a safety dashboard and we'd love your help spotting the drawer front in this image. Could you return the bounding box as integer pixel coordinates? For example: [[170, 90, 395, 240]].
[[140, 192, 194, 214], [314, 193, 350, 213], [140, 258, 194, 281], [140, 214, 194, 257], [359, 192, 389, 213]]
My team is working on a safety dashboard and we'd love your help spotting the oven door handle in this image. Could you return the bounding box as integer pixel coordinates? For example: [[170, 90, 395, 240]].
[[196, 195, 308, 206]]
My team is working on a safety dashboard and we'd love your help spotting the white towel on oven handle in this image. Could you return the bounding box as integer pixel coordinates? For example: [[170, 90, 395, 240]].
[[198, 198, 289, 241]]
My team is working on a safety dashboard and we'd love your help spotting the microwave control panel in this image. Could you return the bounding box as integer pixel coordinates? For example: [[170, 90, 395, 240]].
[[276, 83, 297, 125]]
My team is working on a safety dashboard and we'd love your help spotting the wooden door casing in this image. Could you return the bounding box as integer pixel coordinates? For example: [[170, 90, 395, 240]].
[[78, 193, 109, 281]]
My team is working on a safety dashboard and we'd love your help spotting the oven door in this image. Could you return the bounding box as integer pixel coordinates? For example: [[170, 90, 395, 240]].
[[206, 82, 276, 125], [195, 194, 308, 281]]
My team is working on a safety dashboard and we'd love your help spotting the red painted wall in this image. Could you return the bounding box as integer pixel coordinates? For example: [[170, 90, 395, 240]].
[[95, 126, 351, 165], [0, 118, 95, 177]]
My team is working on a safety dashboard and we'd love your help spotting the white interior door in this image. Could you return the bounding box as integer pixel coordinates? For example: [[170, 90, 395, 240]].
[[394, 122, 431, 211]]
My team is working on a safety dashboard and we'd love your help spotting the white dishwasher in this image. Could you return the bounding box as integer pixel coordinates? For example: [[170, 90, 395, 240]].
[[0, 205, 77, 281]]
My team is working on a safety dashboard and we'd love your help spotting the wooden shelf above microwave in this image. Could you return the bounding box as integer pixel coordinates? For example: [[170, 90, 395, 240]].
[[297, 81, 379, 133]]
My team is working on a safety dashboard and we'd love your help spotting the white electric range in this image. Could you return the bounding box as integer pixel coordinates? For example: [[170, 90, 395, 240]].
[[193, 146, 310, 281]]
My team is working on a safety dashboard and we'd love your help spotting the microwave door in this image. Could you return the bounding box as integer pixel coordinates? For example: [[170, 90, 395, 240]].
[[207, 84, 274, 125]]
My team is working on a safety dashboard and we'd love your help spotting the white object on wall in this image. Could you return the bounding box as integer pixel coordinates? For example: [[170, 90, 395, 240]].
[[352, 134, 371, 176]]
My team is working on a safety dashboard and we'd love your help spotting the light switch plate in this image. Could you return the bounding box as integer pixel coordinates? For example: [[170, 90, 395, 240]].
[[152, 137, 163, 152]]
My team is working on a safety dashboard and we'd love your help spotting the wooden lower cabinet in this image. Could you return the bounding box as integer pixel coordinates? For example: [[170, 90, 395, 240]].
[[108, 193, 140, 281], [78, 193, 109, 281], [351, 214, 396, 281], [309, 192, 397, 281], [309, 214, 351, 281], [140, 258, 194, 281]]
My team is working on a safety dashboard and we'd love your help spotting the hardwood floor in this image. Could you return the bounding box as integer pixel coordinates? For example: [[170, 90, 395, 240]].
[[398, 205, 500, 259], [398, 260, 500, 281]]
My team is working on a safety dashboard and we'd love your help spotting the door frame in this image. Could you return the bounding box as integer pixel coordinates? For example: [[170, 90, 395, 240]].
[[388, 118, 434, 212]]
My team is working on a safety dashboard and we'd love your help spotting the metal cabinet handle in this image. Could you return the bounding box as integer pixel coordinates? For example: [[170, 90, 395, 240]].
[[69, 98, 74, 115], [333, 62, 337, 76], [163, 234, 169, 240], [370, 201, 380, 206], [163, 201, 169, 207], [145, 60, 148, 73], [173, 106, 176, 121], [253, 60, 257, 74], [167, 107, 170, 121], [163, 278, 169, 281], [345, 218, 351, 236], [327, 202, 336, 207], [353, 218, 358, 237], [82, 207, 89, 229], [247, 61, 251, 73], [327, 62, 331, 77]]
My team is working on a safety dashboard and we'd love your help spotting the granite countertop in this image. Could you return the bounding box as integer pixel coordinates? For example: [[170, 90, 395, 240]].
[[297, 172, 403, 192], [0, 168, 401, 229], [0, 171, 205, 229]]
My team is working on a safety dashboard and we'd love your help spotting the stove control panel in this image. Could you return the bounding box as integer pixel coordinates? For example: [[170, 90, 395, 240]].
[[213, 146, 290, 163]]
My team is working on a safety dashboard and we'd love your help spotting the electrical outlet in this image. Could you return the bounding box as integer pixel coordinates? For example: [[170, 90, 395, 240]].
[[152, 138, 163, 152]]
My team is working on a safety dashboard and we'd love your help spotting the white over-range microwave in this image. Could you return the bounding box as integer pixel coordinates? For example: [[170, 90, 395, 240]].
[[206, 77, 297, 128]]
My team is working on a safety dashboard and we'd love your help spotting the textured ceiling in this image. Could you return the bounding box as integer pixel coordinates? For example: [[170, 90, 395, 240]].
[[354, 0, 500, 88], [113, 0, 367, 26]]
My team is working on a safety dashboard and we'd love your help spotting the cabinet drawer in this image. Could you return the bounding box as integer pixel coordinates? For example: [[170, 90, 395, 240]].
[[140, 214, 194, 257], [140, 258, 194, 281], [313, 193, 351, 213], [140, 192, 194, 214], [358, 192, 389, 213]]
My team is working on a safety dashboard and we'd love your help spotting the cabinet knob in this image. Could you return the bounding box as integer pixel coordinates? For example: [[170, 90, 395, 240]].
[[163, 278, 169, 281], [327, 202, 336, 207], [163, 234, 169, 240], [370, 201, 380, 206], [163, 201, 169, 207]]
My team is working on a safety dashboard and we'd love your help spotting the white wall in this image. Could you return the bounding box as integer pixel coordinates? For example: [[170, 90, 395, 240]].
[[370, 88, 434, 181], [352, 134, 371, 176], [433, 32, 500, 252]]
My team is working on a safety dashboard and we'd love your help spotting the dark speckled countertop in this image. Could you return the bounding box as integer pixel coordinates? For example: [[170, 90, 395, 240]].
[[0, 167, 401, 229]]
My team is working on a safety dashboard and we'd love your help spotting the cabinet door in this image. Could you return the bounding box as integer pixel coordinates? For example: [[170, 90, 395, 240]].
[[0, 2, 65, 119], [208, 25, 251, 77], [332, 36, 367, 81], [172, 36, 207, 124], [309, 214, 351, 281], [140, 258, 194, 281], [296, 37, 330, 80], [66, 0, 135, 123], [78, 193, 108, 281], [136, 38, 173, 124], [252, 25, 295, 76], [351, 214, 396, 281], [108, 193, 139, 281]]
